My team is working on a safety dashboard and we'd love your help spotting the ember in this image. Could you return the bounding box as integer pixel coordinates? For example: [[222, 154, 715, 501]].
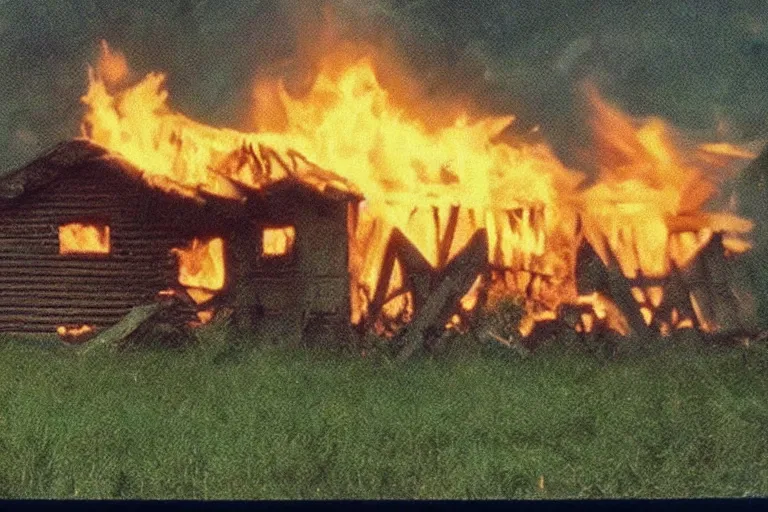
[[56, 324, 94, 343]]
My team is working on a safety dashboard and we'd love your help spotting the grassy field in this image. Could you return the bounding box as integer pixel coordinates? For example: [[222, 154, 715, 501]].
[[1, 330, 767, 499]]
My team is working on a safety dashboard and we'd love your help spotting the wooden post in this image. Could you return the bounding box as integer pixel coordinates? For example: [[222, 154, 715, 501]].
[[683, 232, 752, 334], [229, 220, 263, 333], [395, 229, 489, 362], [574, 239, 653, 338]]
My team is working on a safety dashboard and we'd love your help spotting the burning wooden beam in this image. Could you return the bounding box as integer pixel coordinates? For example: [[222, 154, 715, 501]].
[[676, 232, 754, 335], [395, 229, 489, 362], [366, 227, 435, 331], [574, 238, 652, 338]]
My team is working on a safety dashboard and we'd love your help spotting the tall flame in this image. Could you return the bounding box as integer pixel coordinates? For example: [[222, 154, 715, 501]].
[[580, 87, 753, 281]]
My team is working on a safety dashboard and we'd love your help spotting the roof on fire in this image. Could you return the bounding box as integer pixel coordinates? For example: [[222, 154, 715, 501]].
[[0, 139, 362, 208]]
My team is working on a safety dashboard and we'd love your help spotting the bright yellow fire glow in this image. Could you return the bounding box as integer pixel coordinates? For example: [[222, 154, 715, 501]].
[[262, 226, 296, 257], [56, 324, 94, 339]]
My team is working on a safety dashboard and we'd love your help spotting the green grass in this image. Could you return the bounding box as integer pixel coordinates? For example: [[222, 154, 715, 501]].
[[1, 330, 768, 499]]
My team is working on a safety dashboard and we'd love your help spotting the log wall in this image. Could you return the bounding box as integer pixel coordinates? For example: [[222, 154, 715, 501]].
[[0, 148, 356, 339], [231, 186, 354, 342], [0, 162, 207, 333]]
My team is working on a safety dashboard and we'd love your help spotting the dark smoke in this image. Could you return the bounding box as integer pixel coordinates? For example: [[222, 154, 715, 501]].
[[1, 0, 767, 175]]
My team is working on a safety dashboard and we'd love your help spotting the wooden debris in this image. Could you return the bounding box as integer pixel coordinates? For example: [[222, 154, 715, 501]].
[[392, 229, 435, 310], [80, 291, 197, 352], [486, 329, 531, 357], [677, 232, 750, 334], [523, 318, 572, 351], [81, 303, 161, 352], [574, 239, 652, 338], [701, 232, 754, 332], [660, 265, 700, 330], [367, 227, 435, 330], [395, 229, 488, 362]]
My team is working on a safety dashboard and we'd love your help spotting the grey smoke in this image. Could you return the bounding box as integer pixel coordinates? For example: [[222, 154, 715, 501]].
[[1, 0, 767, 175]]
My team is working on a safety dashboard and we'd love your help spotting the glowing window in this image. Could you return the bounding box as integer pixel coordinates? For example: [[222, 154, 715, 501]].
[[171, 237, 226, 303], [59, 223, 110, 255], [262, 226, 296, 258]]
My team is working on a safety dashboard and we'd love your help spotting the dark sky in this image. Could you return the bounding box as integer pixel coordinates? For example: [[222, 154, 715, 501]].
[[1, 0, 767, 173]]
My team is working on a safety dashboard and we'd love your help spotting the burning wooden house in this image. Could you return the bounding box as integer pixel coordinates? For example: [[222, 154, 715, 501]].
[[2, 41, 763, 354], [0, 139, 360, 340]]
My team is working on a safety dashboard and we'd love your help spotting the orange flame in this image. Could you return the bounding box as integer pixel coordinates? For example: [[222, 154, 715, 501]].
[[59, 223, 110, 255], [57, 324, 94, 341], [580, 87, 753, 280], [97, 40, 128, 86], [171, 238, 226, 304], [262, 226, 296, 257]]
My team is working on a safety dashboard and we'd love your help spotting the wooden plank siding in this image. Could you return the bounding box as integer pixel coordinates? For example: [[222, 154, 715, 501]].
[[0, 163, 209, 333], [230, 186, 355, 341], [0, 141, 358, 340]]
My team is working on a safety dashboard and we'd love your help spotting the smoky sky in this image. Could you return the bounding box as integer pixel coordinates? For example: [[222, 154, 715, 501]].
[[1, 0, 767, 174]]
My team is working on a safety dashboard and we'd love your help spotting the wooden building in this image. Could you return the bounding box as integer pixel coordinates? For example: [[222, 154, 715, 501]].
[[0, 139, 359, 341], [229, 179, 359, 343]]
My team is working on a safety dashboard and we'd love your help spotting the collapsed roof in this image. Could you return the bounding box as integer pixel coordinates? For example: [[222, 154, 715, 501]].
[[0, 138, 362, 209]]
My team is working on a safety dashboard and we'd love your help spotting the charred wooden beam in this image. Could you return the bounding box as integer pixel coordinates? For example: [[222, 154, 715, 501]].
[[574, 239, 652, 338], [79, 303, 159, 350], [679, 232, 752, 334], [678, 245, 717, 331], [0, 139, 108, 205], [81, 293, 196, 351], [0, 290, 161, 300], [0, 275, 169, 286], [0, 254, 175, 265], [703, 233, 751, 332], [0, 297, 159, 309], [392, 228, 435, 311], [0, 267, 170, 278], [661, 265, 701, 330], [395, 229, 489, 362], [0, 284, 166, 296], [367, 231, 399, 327], [435, 205, 460, 268], [229, 220, 264, 333], [367, 228, 436, 329]]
